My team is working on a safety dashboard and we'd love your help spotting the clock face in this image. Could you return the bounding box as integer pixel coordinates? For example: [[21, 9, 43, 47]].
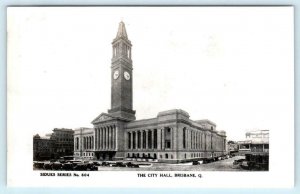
[[124, 71, 130, 80], [113, 70, 119, 80]]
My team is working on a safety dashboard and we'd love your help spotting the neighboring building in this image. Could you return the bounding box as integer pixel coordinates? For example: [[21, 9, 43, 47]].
[[74, 21, 227, 163], [237, 130, 269, 154], [33, 134, 55, 161], [74, 127, 94, 159], [227, 140, 239, 154], [51, 128, 74, 158]]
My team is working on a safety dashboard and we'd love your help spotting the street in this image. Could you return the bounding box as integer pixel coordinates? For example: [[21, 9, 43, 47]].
[[97, 156, 247, 171]]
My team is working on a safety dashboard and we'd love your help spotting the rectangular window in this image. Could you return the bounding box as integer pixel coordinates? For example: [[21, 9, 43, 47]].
[[165, 140, 171, 149], [127, 132, 131, 149], [133, 132, 136, 149]]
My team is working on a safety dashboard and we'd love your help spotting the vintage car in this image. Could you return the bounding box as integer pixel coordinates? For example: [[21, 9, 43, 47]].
[[101, 161, 110, 166], [112, 162, 127, 167], [52, 162, 62, 170], [62, 162, 74, 171], [92, 161, 101, 166], [127, 162, 139, 168], [43, 162, 53, 170], [33, 161, 45, 169], [233, 158, 245, 165], [73, 163, 88, 171]]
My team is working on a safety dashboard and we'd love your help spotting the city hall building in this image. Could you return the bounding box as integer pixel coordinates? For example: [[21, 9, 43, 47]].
[[74, 22, 227, 163]]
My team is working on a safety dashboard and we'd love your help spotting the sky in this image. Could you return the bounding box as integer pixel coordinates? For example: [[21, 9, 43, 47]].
[[7, 7, 293, 141]]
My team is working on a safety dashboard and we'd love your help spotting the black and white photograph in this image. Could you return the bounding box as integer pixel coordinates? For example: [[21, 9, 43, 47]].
[[7, 6, 294, 187]]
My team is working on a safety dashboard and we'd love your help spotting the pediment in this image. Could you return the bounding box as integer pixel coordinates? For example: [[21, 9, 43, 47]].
[[91, 113, 115, 124]]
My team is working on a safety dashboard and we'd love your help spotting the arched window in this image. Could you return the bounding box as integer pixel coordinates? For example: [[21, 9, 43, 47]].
[[165, 154, 168, 159], [154, 153, 157, 159]]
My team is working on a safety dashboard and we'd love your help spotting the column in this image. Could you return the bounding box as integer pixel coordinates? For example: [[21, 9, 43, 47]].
[[106, 127, 109, 149], [99, 128, 102, 150], [185, 129, 188, 150], [103, 127, 106, 149], [100, 128, 102, 150], [135, 131, 138, 150], [115, 126, 118, 149], [200, 132, 202, 149], [161, 128, 165, 150], [186, 130, 189, 149], [98, 128, 102, 149], [198, 132, 200, 150], [112, 125, 115, 150], [191, 131, 194, 149], [157, 129, 161, 150], [97, 128, 100, 150], [111, 126, 114, 149], [196, 132, 198, 149], [141, 130, 144, 150], [130, 132, 133, 150], [195, 132, 197, 150], [95, 129, 98, 150], [151, 129, 154, 150], [145, 130, 148, 149], [194, 131, 196, 149], [194, 132, 196, 149], [108, 126, 112, 149], [170, 128, 173, 149], [102, 127, 104, 149]]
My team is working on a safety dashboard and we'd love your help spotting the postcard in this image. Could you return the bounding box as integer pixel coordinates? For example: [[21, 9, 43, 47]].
[[7, 6, 294, 187]]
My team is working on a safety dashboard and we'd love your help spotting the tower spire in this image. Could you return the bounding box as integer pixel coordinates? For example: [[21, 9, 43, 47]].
[[109, 21, 135, 121], [116, 21, 128, 39]]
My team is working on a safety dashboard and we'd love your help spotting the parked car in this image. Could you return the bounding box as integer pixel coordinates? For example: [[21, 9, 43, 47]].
[[73, 163, 88, 171], [33, 161, 45, 169], [92, 161, 101, 166], [52, 162, 62, 170], [127, 162, 139, 168], [113, 162, 127, 167], [101, 162, 110, 166], [43, 162, 53, 170], [233, 159, 245, 165], [62, 162, 74, 171]]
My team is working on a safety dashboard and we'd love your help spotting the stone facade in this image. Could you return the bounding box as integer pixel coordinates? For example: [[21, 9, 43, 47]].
[[73, 22, 227, 163], [74, 127, 94, 159], [51, 128, 74, 158], [33, 134, 55, 161]]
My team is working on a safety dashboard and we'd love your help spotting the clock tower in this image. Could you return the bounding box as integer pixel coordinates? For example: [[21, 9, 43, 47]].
[[108, 21, 136, 121]]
